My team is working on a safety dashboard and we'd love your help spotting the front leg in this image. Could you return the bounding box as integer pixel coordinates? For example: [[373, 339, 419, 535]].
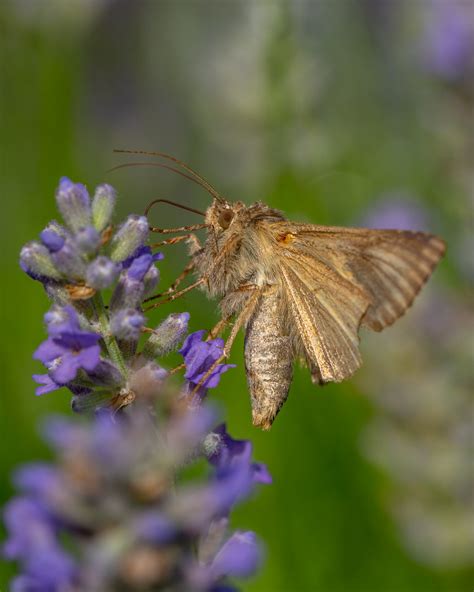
[[189, 287, 262, 395], [144, 234, 203, 305]]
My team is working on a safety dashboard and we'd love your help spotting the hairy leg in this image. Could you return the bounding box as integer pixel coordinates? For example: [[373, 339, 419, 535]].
[[144, 277, 205, 311], [189, 287, 261, 395], [149, 223, 207, 234]]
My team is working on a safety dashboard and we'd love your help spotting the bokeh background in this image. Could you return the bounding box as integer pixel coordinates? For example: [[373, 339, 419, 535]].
[[1, 1, 473, 590]]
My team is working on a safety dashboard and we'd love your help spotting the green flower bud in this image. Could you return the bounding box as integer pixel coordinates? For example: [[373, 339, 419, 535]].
[[143, 312, 190, 358], [92, 184, 116, 231], [109, 215, 149, 262], [20, 242, 62, 280]]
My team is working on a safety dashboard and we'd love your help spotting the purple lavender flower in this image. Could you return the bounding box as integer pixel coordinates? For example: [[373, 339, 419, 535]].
[[3, 497, 78, 591], [33, 305, 101, 384], [180, 331, 236, 390], [422, 1, 474, 81], [4, 407, 269, 591], [209, 424, 272, 485]]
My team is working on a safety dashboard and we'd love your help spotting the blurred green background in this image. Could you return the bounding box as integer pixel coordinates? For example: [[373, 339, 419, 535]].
[[1, 1, 472, 590]]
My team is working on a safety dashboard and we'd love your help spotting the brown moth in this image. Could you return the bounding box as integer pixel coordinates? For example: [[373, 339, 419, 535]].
[[118, 151, 446, 430]]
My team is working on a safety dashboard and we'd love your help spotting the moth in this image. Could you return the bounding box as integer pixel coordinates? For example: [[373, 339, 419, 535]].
[[116, 151, 446, 430]]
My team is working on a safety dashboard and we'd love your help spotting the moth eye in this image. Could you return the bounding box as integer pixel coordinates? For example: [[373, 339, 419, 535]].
[[218, 209, 234, 229]]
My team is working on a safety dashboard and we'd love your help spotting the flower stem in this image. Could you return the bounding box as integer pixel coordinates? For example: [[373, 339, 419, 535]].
[[93, 293, 127, 377]]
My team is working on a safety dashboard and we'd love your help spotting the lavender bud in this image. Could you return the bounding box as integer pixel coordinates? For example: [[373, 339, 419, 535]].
[[74, 225, 100, 255], [40, 224, 66, 253], [129, 361, 168, 400], [92, 183, 116, 231], [143, 265, 159, 298], [109, 215, 149, 262], [110, 309, 145, 341], [109, 274, 145, 311], [143, 313, 190, 358], [44, 306, 70, 331], [55, 177, 92, 232], [85, 360, 124, 388], [20, 242, 62, 280], [86, 256, 119, 290], [51, 239, 86, 280], [210, 531, 262, 579]]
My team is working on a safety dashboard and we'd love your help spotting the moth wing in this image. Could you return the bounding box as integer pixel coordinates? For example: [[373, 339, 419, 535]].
[[279, 255, 371, 383], [273, 222, 446, 331], [245, 290, 293, 430]]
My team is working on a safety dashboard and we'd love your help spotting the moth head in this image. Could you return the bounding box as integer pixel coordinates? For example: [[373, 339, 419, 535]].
[[206, 199, 244, 232]]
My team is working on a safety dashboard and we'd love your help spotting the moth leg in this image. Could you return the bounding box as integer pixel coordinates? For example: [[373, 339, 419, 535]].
[[189, 288, 261, 395], [149, 223, 207, 234], [207, 315, 232, 340], [150, 231, 203, 250], [143, 277, 206, 311], [143, 260, 197, 306], [150, 234, 194, 247]]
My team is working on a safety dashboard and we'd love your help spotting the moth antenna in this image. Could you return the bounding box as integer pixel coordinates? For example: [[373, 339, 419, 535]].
[[144, 198, 205, 218], [113, 149, 225, 203], [107, 161, 211, 195]]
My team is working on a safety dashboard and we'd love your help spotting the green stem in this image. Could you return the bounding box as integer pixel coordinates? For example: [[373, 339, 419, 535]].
[[93, 294, 127, 377]]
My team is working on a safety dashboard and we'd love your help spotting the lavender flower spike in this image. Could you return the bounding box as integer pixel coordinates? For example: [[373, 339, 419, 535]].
[[10, 176, 270, 590]]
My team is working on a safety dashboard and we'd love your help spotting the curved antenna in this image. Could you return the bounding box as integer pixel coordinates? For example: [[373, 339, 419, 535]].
[[114, 149, 224, 202], [107, 161, 212, 195], [145, 198, 205, 217]]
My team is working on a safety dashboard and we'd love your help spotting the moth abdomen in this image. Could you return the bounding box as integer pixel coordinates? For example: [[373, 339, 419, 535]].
[[244, 290, 293, 430]]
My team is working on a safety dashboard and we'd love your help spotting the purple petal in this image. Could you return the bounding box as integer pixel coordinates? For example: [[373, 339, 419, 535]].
[[179, 330, 207, 357], [76, 344, 101, 372], [210, 531, 262, 579], [127, 253, 153, 281], [56, 330, 101, 350], [50, 352, 82, 384], [40, 229, 65, 252], [3, 497, 56, 561], [120, 245, 151, 269], [32, 374, 61, 396], [200, 364, 236, 389], [251, 462, 273, 485], [46, 305, 81, 335], [13, 464, 60, 498], [33, 338, 65, 364]]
